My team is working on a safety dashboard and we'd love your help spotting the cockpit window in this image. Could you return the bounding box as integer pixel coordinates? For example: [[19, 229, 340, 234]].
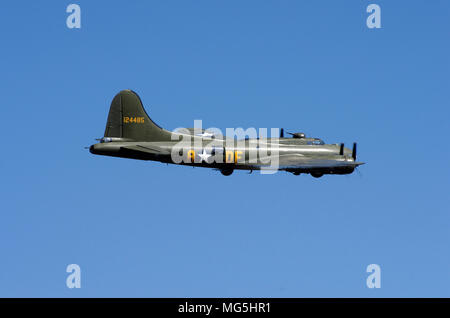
[[312, 139, 325, 145]]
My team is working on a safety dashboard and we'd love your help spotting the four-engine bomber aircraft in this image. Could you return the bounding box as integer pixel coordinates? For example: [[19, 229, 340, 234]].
[[89, 90, 364, 177]]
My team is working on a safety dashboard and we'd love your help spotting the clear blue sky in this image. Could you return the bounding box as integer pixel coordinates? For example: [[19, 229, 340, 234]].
[[0, 1, 449, 297]]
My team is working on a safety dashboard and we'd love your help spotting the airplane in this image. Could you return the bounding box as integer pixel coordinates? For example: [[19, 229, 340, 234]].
[[89, 90, 364, 177]]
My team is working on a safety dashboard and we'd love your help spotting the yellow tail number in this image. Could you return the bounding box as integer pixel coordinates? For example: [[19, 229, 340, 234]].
[[123, 117, 145, 124]]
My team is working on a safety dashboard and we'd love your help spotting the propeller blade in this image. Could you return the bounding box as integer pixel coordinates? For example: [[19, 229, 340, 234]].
[[352, 142, 357, 160], [339, 143, 344, 156], [280, 128, 284, 138]]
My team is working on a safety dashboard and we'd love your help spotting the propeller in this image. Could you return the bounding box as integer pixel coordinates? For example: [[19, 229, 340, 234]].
[[280, 128, 284, 138], [339, 143, 344, 156], [352, 142, 357, 160], [85, 137, 102, 150]]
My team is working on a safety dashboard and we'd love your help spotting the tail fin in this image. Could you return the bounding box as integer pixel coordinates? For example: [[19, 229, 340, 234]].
[[104, 90, 172, 141]]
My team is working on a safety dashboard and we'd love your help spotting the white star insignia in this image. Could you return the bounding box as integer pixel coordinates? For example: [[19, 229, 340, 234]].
[[198, 149, 211, 163]]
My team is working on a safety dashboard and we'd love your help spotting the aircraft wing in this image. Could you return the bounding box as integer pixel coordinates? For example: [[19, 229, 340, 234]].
[[253, 153, 364, 170]]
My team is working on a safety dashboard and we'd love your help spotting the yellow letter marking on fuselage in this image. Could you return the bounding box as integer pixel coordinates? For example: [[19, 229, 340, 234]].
[[187, 150, 195, 163]]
